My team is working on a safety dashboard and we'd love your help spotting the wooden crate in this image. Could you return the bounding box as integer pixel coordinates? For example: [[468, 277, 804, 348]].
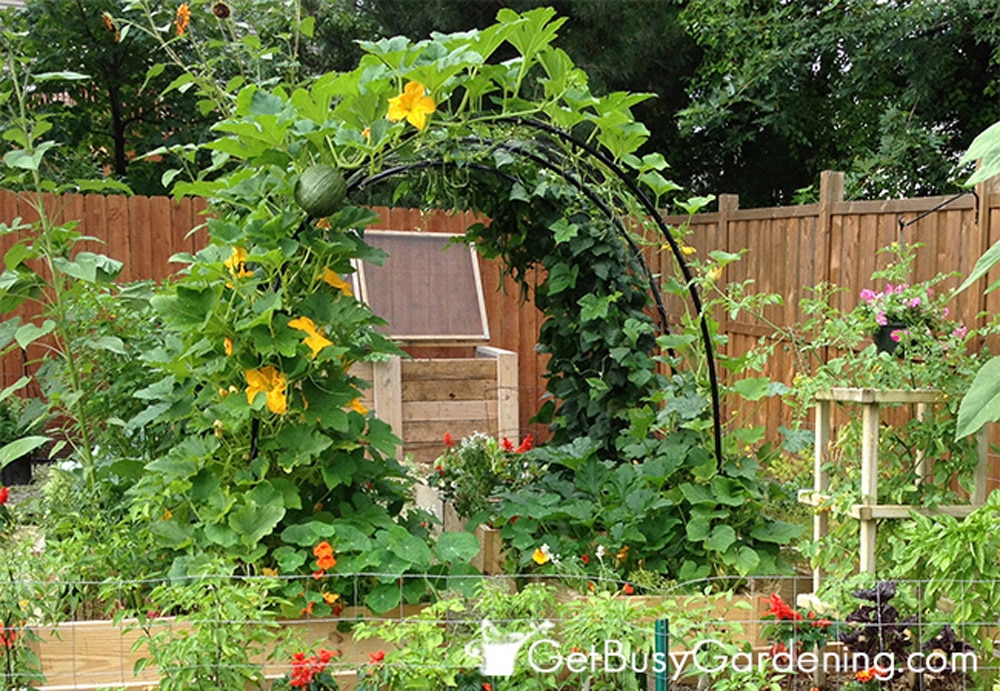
[[353, 346, 518, 465]]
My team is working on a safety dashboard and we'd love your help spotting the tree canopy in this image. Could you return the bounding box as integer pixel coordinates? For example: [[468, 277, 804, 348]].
[[4, 0, 1000, 205]]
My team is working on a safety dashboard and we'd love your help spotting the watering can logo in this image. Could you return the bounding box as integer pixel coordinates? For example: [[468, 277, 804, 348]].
[[465, 619, 555, 677]]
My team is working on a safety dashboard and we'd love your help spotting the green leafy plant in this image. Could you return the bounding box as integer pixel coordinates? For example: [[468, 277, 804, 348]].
[[426, 431, 539, 521], [129, 568, 284, 691], [759, 592, 836, 656], [494, 435, 801, 582], [271, 647, 341, 690], [354, 581, 666, 691], [954, 118, 1000, 437], [890, 490, 1000, 666], [783, 241, 990, 578]]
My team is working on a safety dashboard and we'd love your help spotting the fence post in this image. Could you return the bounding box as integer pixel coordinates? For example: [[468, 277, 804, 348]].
[[654, 618, 669, 691], [975, 175, 999, 338], [715, 194, 739, 333], [817, 171, 845, 289]]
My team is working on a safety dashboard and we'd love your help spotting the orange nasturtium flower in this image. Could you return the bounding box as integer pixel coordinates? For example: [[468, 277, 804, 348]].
[[224, 337, 233, 356], [225, 246, 254, 280], [244, 366, 288, 414], [321, 268, 353, 296], [532, 548, 549, 565], [387, 81, 436, 130], [288, 316, 333, 358], [313, 541, 337, 572], [174, 3, 191, 36]]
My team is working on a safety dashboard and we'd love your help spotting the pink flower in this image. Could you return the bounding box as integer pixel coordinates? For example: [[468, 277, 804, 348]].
[[907, 297, 922, 308], [860, 288, 878, 303], [876, 312, 888, 326], [890, 329, 905, 342], [953, 325, 968, 339]]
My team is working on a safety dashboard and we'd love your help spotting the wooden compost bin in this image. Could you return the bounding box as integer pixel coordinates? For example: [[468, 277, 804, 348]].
[[352, 346, 519, 465]]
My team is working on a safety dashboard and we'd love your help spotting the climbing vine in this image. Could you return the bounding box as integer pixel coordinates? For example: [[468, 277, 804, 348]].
[[109, 4, 796, 593]]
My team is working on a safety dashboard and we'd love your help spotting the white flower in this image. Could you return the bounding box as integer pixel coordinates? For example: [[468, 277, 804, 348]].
[[796, 593, 835, 615], [596, 545, 606, 560]]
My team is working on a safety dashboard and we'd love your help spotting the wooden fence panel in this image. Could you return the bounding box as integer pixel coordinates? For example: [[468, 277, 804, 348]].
[[0, 186, 998, 491]]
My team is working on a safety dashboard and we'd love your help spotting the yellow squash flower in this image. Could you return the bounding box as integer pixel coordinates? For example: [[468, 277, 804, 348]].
[[244, 366, 288, 414], [321, 268, 353, 296], [224, 337, 233, 356], [387, 81, 436, 130], [224, 246, 254, 279], [288, 316, 333, 358], [348, 398, 368, 415]]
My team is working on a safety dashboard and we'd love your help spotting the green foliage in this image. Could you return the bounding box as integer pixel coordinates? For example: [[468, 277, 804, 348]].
[[426, 432, 539, 520], [890, 491, 1000, 663], [0, 38, 149, 499], [495, 434, 801, 581], [955, 118, 1000, 437], [354, 581, 661, 691], [679, 0, 1000, 204], [128, 569, 284, 690], [785, 242, 992, 578], [0, 541, 47, 688]]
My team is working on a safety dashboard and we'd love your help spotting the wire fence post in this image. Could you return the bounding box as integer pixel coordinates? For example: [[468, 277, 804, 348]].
[[654, 618, 669, 691]]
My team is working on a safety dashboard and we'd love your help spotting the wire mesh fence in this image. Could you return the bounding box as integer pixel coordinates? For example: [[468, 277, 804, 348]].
[[0, 572, 997, 690]]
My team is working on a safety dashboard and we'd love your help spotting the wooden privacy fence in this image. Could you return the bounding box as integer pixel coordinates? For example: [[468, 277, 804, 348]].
[[1, 180, 999, 491], [0, 194, 550, 445], [654, 171, 1000, 493]]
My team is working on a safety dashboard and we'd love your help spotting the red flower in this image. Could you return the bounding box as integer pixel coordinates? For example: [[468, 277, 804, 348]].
[[623, 583, 635, 595], [435, 464, 445, 476], [515, 435, 533, 453], [0, 485, 8, 506], [369, 649, 386, 664], [581, 554, 590, 565], [482, 685, 493, 691], [443, 432, 455, 447], [763, 593, 801, 621], [290, 648, 338, 688], [0, 621, 16, 649], [501, 437, 514, 452], [812, 618, 832, 629], [856, 668, 876, 683]]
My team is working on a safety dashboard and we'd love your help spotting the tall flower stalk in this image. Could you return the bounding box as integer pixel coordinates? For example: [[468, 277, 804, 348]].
[[0, 42, 128, 492]]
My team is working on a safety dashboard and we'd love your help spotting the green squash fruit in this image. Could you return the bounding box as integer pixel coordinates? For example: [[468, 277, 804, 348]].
[[294, 164, 347, 217]]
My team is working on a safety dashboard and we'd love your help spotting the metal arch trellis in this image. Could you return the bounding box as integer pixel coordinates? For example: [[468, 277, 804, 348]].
[[344, 120, 725, 473]]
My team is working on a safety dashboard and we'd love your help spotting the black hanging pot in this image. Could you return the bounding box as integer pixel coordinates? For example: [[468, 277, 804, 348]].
[[874, 321, 908, 355]]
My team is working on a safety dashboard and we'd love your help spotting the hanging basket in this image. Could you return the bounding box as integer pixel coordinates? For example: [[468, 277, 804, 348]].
[[873, 322, 908, 355]]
